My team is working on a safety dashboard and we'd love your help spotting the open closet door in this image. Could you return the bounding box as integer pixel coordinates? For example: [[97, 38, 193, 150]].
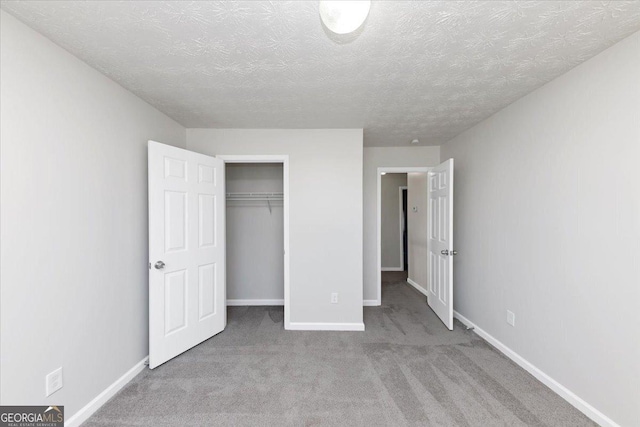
[[427, 159, 454, 330], [148, 141, 226, 368]]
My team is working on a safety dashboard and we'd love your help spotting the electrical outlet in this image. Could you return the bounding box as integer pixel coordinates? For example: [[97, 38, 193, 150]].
[[331, 293, 338, 304], [46, 367, 63, 397], [506, 310, 515, 327]]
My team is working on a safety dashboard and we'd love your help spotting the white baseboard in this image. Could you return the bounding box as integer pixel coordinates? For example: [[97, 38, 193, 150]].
[[453, 311, 619, 427], [226, 299, 284, 306], [363, 299, 380, 306], [381, 267, 404, 272], [65, 356, 148, 427], [286, 322, 365, 331], [406, 278, 429, 297]]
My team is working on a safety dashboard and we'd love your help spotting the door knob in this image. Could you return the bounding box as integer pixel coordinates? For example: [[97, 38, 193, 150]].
[[441, 249, 449, 255], [451, 250, 458, 256], [154, 261, 165, 270]]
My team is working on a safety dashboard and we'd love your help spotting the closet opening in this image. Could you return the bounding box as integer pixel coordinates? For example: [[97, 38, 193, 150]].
[[219, 155, 290, 329]]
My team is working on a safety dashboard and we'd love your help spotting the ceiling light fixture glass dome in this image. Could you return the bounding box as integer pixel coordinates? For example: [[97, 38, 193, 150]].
[[319, 1, 371, 35]]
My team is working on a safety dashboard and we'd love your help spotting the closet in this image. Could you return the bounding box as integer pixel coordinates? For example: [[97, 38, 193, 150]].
[[225, 163, 284, 305]]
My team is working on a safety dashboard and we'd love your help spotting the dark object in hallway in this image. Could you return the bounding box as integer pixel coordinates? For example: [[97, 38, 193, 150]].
[[402, 188, 408, 271]]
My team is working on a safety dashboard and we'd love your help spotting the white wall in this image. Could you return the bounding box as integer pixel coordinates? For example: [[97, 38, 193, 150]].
[[0, 11, 185, 419], [441, 31, 640, 426], [187, 129, 363, 327], [407, 173, 428, 292], [226, 164, 284, 301], [363, 147, 440, 303], [381, 174, 407, 270]]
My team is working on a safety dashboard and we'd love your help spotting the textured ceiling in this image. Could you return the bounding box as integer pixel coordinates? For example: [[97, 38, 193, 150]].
[[2, 1, 640, 146]]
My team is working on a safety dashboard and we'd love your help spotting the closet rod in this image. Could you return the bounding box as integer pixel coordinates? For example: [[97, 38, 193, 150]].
[[226, 192, 282, 196], [226, 192, 282, 214], [227, 197, 284, 202]]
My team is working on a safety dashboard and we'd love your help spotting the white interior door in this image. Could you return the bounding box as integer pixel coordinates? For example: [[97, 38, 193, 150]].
[[148, 141, 225, 368], [427, 159, 454, 330]]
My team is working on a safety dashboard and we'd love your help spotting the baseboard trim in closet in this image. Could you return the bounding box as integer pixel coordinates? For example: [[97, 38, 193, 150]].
[[226, 299, 284, 306], [287, 322, 365, 331]]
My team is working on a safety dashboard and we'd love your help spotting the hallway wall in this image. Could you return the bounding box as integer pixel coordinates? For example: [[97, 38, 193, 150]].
[[381, 174, 407, 270]]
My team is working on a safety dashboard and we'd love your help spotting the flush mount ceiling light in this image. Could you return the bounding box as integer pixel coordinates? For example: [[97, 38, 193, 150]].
[[411, 139, 420, 144], [319, 1, 371, 34]]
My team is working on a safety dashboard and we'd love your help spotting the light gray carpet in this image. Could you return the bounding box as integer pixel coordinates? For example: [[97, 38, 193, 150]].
[[84, 272, 594, 426]]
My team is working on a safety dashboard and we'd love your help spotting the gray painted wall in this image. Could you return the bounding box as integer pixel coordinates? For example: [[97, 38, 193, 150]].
[[226, 164, 284, 301], [441, 31, 640, 426], [381, 174, 407, 269], [187, 129, 364, 326], [0, 11, 186, 418], [407, 173, 428, 292]]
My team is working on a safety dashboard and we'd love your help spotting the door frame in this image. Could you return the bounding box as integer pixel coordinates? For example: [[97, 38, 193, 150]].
[[376, 167, 431, 306], [398, 185, 408, 272], [217, 155, 291, 329]]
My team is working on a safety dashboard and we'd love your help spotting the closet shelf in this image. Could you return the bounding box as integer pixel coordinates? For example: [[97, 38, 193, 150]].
[[226, 192, 283, 214], [225, 192, 283, 201]]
